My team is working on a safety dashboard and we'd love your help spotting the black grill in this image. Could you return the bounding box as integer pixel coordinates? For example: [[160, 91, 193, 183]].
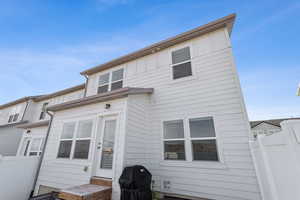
[[119, 165, 152, 200]]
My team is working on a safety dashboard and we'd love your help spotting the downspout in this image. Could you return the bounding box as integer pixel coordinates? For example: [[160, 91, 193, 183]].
[[29, 110, 54, 198], [83, 74, 89, 97]]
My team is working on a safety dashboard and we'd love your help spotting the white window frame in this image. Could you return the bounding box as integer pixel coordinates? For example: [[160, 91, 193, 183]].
[[169, 45, 195, 81], [8, 105, 21, 123], [161, 116, 223, 165], [57, 119, 94, 160], [97, 67, 124, 94], [162, 119, 187, 161], [39, 102, 49, 120]]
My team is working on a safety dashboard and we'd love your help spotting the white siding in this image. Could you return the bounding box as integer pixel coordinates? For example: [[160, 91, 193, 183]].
[[35, 98, 127, 198], [28, 89, 84, 123], [103, 27, 261, 200], [0, 101, 28, 125]]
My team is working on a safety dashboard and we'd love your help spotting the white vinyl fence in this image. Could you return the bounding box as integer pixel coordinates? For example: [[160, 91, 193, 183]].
[[0, 156, 39, 200], [250, 120, 300, 200]]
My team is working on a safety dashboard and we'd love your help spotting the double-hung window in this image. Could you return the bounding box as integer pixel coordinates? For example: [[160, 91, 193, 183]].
[[8, 105, 21, 123], [57, 120, 93, 159], [163, 120, 186, 160], [163, 117, 219, 161], [98, 69, 124, 94], [171, 47, 192, 79]]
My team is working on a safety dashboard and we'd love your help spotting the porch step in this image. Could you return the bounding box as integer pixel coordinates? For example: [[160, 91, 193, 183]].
[[90, 177, 112, 187], [58, 184, 112, 200]]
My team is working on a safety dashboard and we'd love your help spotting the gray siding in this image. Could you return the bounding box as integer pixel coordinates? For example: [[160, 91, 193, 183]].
[[0, 126, 23, 156]]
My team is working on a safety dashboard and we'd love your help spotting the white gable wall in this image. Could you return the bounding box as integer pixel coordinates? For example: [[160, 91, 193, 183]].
[[115, 27, 261, 200], [0, 101, 28, 125]]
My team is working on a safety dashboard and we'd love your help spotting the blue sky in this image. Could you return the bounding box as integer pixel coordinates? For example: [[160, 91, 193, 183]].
[[0, 0, 299, 120]]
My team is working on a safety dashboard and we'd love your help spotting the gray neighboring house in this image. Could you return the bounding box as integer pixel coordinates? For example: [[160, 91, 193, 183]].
[[0, 84, 85, 156], [250, 117, 300, 137], [0, 96, 40, 156]]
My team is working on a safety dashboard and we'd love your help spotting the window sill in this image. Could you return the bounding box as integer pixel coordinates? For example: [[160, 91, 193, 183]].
[[170, 74, 197, 84], [55, 158, 92, 165], [160, 160, 228, 169]]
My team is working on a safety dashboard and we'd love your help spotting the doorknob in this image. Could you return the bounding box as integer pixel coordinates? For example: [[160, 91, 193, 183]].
[[97, 142, 102, 149]]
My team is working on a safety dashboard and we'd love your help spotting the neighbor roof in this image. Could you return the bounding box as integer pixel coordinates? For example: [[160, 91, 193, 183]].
[[47, 87, 153, 112], [80, 13, 236, 76], [0, 84, 85, 110], [250, 117, 300, 128], [34, 83, 85, 102], [0, 96, 42, 110]]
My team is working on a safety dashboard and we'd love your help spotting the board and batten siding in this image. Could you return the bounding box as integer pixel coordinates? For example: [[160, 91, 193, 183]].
[[85, 27, 261, 200], [35, 98, 128, 197]]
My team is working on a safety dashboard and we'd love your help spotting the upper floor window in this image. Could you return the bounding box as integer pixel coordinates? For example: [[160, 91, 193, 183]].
[[98, 68, 124, 94], [19, 136, 44, 157], [39, 102, 49, 120], [171, 47, 192, 79], [163, 117, 219, 161], [8, 105, 21, 123], [57, 120, 93, 160]]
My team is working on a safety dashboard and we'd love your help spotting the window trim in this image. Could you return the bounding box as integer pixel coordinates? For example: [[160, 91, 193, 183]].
[[39, 102, 49, 120], [57, 119, 94, 160], [169, 45, 194, 81], [161, 116, 223, 165], [19, 136, 44, 157], [97, 67, 124, 94]]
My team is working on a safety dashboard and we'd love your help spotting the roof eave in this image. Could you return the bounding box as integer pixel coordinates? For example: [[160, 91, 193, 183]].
[[80, 13, 236, 76]]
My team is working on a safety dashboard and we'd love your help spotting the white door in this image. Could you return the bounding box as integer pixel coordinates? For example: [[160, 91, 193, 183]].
[[95, 116, 118, 178]]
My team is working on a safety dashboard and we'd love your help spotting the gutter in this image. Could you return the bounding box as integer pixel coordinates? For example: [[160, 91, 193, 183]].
[[29, 110, 54, 198]]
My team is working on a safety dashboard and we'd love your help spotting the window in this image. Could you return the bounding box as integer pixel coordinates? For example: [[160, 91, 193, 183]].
[[57, 120, 93, 159], [39, 102, 49, 120], [97, 68, 124, 94], [163, 117, 219, 162], [189, 117, 218, 161], [8, 105, 21, 123], [171, 47, 192, 79], [163, 120, 186, 160]]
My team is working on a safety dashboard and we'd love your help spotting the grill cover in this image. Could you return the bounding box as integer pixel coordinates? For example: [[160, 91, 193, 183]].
[[119, 165, 152, 200]]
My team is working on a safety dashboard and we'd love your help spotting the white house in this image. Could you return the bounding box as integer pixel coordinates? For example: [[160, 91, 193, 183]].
[[32, 14, 263, 200], [250, 118, 300, 137], [0, 84, 85, 157]]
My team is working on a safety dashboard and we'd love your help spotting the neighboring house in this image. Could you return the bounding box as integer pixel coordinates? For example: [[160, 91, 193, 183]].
[[297, 83, 300, 96], [0, 84, 85, 157], [31, 14, 262, 200], [0, 96, 39, 156], [250, 117, 300, 137]]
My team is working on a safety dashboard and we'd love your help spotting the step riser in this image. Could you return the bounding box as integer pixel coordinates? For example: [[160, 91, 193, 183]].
[[90, 177, 112, 187]]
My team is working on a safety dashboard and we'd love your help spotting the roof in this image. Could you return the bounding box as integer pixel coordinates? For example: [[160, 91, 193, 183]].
[[80, 13, 236, 76], [0, 96, 42, 110], [47, 87, 153, 112], [250, 117, 300, 128], [0, 120, 29, 128], [34, 83, 85, 102], [0, 83, 85, 110], [17, 120, 50, 129]]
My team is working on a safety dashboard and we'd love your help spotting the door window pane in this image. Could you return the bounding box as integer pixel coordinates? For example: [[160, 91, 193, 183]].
[[192, 140, 218, 161], [77, 120, 93, 138], [163, 120, 184, 139], [112, 69, 124, 81], [99, 73, 109, 85], [111, 81, 123, 91], [164, 141, 185, 160], [61, 123, 75, 139], [100, 120, 116, 169], [172, 62, 192, 79], [189, 117, 216, 138], [30, 138, 42, 151], [57, 141, 72, 158], [73, 140, 90, 159]]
